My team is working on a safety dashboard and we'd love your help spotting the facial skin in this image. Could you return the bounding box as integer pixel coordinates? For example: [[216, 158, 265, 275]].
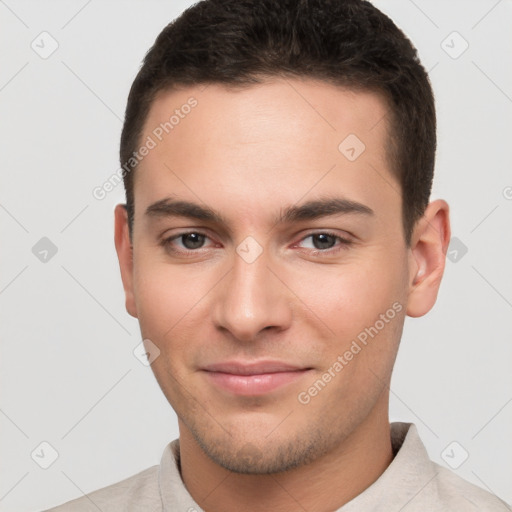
[[115, 79, 450, 512]]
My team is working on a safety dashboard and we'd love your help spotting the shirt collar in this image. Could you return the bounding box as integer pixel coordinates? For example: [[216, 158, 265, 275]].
[[338, 422, 439, 511]]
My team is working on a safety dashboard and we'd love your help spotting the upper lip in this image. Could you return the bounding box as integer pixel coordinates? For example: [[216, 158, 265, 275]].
[[202, 360, 309, 375]]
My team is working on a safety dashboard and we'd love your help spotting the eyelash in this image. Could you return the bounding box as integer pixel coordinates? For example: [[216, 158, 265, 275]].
[[295, 232, 353, 256], [160, 230, 353, 257]]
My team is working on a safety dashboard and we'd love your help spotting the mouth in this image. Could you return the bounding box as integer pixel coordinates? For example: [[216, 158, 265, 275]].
[[201, 360, 313, 396]]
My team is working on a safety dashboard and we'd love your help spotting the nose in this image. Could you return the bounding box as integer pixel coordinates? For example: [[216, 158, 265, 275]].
[[212, 248, 293, 343]]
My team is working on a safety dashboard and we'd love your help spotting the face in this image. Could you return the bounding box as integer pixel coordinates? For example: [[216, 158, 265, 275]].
[[115, 79, 436, 473]]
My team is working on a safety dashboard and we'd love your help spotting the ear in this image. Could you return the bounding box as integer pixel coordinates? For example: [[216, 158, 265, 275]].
[[114, 204, 138, 318], [406, 199, 451, 318]]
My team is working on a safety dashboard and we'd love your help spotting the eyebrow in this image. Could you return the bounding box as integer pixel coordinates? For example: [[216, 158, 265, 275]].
[[280, 197, 374, 223], [144, 196, 374, 225], [145, 198, 225, 224]]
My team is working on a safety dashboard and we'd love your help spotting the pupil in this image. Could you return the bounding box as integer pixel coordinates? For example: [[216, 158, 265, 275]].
[[313, 233, 335, 250], [183, 233, 205, 249]]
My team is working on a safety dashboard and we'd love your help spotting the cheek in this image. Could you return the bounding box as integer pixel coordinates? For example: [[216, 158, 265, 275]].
[[289, 259, 399, 335], [289, 255, 406, 388], [131, 262, 211, 398], [132, 258, 210, 348], [133, 272, 175, 337]]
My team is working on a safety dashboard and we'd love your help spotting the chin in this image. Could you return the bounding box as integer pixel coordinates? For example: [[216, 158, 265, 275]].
[[188, 417, 335, 475]]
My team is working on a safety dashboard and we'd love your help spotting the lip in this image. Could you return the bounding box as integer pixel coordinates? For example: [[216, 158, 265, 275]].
[[201, 360, 312, 396]]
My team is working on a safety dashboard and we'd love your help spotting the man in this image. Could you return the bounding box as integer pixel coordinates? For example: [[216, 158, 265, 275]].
[[47, 0, 509, 510]]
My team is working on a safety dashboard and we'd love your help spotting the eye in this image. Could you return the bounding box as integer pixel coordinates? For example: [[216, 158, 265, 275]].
[[296, 232, 353, 254], [161, 231, 217, 254], [177, 232, 207, 250], [300, 233, 337, 250]]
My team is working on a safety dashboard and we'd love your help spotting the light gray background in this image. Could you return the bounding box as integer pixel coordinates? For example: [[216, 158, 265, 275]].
[[1, 1, 511, 511]]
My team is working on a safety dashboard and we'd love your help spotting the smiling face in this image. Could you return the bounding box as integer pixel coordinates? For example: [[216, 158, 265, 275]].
[[115, 78, 441, 474]]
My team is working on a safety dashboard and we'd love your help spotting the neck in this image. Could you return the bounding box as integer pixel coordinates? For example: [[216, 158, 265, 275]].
[[178, 394, 393, 512]]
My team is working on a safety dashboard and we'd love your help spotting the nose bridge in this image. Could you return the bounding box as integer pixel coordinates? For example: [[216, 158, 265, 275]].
[[213, 247, 291, 341]]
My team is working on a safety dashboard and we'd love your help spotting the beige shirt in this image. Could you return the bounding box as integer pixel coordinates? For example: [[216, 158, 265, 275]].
[[45, 422, 510, 511]]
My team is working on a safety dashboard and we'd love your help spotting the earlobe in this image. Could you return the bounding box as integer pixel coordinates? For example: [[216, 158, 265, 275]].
[[114, 204, 138, 318], [406, 199, 451, 318]]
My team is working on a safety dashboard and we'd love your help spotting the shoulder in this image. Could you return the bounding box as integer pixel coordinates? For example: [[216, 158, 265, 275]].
[[432, 462, 511, 511], [44, 464, 161, 512]]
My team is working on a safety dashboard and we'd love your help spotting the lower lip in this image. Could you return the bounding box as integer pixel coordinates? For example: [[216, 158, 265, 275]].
[[203, 370, 310, 396]]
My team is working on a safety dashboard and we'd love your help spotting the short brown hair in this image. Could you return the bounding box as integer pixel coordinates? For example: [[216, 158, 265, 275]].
[[120, 0, 436, 247]]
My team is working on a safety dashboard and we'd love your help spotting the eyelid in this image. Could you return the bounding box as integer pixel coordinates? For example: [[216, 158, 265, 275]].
[[293, 231, 353, 250], [163, 229, 218, 248], [160, 225, 215, 240], [160, 229, 354, 256], [298, 228, 353, 241]]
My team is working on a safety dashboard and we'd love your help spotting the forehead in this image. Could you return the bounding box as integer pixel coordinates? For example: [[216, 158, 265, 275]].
[[134, 79, 398, 228]]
